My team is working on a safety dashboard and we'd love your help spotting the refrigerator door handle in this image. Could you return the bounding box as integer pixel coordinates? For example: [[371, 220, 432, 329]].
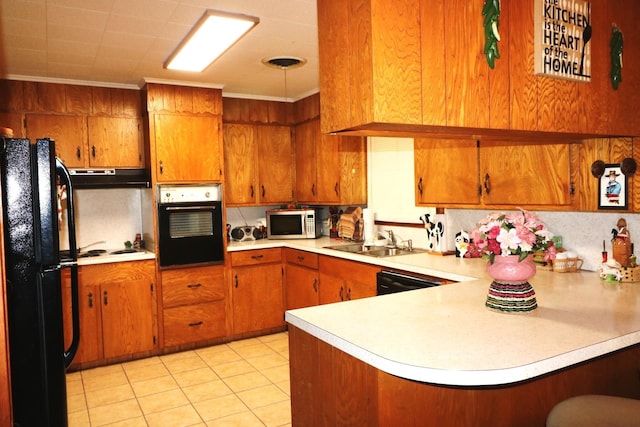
[[62, 264, 79, 367], [56, 158, 80, 367]]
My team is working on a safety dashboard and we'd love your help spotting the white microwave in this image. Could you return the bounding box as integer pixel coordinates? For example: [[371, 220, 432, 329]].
[[266, 208, 322, 239]]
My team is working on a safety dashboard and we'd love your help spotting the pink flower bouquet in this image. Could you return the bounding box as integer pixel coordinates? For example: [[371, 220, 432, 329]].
[[466, 209, 557, 264]]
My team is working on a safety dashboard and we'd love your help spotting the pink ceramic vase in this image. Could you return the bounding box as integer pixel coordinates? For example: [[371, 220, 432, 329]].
[[485, 255, 538, 313], [486, 254, 537, 283]]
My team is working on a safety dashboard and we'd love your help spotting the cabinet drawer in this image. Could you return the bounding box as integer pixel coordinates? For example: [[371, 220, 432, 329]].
[[230, 248, 282, 266], [163, 301, 226, 347], [285, 249, 318, 269], [161, 265, 225, 308]]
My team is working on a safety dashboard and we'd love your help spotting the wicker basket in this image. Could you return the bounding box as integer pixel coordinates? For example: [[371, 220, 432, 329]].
[[553, 257, 583, 273], [621, 266, 640, 282]]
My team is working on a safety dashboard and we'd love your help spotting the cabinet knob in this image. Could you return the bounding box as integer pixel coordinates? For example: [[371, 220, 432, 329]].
[[91, 145, 96, 158], [251, 254, 264, 260], [103, 290, 108, 306], [250, 185, 254, 198], [234, 274, 239, 288], [159, 160, 164, 175], [187, 283, 202, 289], [417, 177, 424, 196], [312, 278, 318, 293], [188, 321, 203, 327], [88, 292, 93, 308], [311, 184, 316, 196], [76, 146, 81, 160], [334, 182, 339, 196], [261, 185, 265, 198], [339, 286, 344, 301]]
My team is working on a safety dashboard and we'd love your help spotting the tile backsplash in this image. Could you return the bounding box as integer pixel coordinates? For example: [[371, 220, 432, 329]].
[[59, 188, 146, 251]]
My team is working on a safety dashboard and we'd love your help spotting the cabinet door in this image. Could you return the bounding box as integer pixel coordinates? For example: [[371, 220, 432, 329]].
[[257, 125, 293, 204], [0, 112, 24, 137], [316, 132, 341, 203], [414, 139, 480, 205], [318, 273, 344, 305], [232, 264, 284, 335], [338, 136, 367, 205], [100, 277, 155, 359], [87, 116, 144, 168], [481, 142, 571, 206], [25, 114, 87, 168], [224, 124, 257, 204], [62, 272, 101, 366], [285, 264, 319, 310], [154, 114, 222, 182], [295, 120, 319, 202]]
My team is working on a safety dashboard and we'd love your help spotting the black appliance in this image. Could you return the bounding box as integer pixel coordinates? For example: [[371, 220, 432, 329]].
[[69, 168, 150, 188], [1, 138, 80, 426], [157, 184, 224, 267], [376, 270, 441, 295]]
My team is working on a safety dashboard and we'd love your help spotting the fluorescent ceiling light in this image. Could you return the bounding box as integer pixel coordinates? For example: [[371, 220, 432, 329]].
[[165, 10, 259, 72]]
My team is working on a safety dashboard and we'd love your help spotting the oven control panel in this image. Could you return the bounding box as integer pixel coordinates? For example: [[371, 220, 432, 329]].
[[158, 184, 222, 204]]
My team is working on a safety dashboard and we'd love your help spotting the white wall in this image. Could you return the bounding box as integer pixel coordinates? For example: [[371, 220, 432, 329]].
[[367, 136, 640, 271]]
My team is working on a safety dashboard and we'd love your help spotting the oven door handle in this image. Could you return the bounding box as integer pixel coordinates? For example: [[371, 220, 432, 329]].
[[164, 205, 217, 211]]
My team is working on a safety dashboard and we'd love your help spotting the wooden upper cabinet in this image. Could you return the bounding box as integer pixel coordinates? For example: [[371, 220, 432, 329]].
[[317, 0, 640, 137], [415, 139, 573, 209], [414, 139, 480, 205], [480, 142, 572, 207], [153, 114, 223, 182], [224, 124, 293, 205], [25, 114, 87, 168], [443, 0, 490, 129], [318, 0, 422, 133], [0, 112, 25, 137], [295, 119, 367, 205], [256, 125, 293, 204], [87, 117, 144, 168], [224, 124, 257, 204]]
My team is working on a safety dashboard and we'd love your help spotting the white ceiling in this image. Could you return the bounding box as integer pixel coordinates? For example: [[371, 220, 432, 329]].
[[0, 0, 319, 101]]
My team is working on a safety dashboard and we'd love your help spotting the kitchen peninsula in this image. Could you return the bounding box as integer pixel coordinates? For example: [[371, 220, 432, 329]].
[[236, 238, 640, 426]]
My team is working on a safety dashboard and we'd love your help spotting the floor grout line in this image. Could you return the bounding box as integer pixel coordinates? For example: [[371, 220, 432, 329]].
[[68, 332, 291, 427]]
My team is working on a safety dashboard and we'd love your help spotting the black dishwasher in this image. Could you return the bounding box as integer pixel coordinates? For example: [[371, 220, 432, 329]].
[[376, 270, 442, 295]]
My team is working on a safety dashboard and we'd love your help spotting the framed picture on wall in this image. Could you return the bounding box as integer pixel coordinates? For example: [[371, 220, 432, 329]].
[[599, 164, 628, 210]]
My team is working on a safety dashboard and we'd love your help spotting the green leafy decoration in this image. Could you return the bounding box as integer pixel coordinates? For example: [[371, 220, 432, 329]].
[[482, 0, 501, 69], [610, 25, 623, 90]]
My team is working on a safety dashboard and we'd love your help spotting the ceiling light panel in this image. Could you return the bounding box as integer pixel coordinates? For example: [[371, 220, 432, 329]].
[[164, 10, 259, 72]]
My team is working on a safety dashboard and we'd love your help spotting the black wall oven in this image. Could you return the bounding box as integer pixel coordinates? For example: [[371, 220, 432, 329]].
[[157, 184, 224, 267]]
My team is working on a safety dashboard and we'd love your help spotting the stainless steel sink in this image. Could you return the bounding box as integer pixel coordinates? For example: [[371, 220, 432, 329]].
[[324, 244, 426, 257]]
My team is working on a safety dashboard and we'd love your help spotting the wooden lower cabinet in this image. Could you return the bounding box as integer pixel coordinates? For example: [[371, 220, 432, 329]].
[[63, 260, 156, 367], [318, 256, 380, 304], [289, 326, 640, 427], [230, 249, 285, 335], [161, 265, 227, 347], [285, 249, 319, 310]]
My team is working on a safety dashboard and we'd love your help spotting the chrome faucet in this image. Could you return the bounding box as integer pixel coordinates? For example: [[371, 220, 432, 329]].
[[386, 230, 396, 247]]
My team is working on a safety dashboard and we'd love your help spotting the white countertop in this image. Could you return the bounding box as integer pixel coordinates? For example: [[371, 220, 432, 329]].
[[229, 237, 640, 387]]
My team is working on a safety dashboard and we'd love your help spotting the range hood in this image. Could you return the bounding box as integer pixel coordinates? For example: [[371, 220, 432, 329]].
[[69, 168, 150, 188]]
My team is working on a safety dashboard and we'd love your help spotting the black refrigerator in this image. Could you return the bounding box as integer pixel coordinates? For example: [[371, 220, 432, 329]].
[[1, 138, 80, 426]]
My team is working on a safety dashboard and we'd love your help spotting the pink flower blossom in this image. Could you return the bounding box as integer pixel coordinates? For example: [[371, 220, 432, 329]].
[[464, 208, 556, 264]]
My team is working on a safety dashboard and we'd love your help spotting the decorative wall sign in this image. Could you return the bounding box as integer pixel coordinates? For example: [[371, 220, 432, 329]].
[[534, 0, 592, 82], [599, 164, 627, 210]]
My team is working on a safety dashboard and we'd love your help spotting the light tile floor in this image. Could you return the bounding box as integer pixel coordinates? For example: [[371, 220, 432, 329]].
[[66, 332, 292, 427]]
